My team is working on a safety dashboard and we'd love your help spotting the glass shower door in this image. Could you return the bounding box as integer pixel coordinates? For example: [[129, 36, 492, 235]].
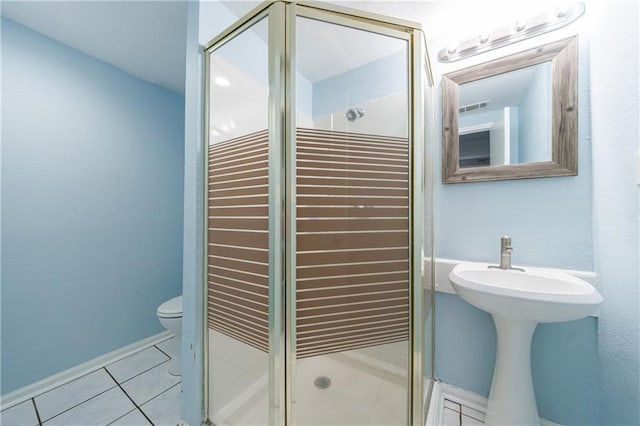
[[292, 12, 414, 426], [204, 3, 433, 424], [206, 15, 271, 426]]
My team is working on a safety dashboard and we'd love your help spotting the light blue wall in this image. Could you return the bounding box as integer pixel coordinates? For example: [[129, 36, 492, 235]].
[[590, 2, 640, 424], [518, 63, 552, 163], [188, 3, 639, 426], [459, 108, 502, 129], [435, 293, 599, 425], [1, 18, 185, 394], [434, 39, 593, 271], [434, 293, 496, 397], [432, 20, 597, 426], [312, 50, 406, 118], [433, 3, 640, 424]]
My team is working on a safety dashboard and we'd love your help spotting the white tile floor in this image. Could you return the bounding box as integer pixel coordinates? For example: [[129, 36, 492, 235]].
[[441, 398, 485, 426], [435, 384, 561, 426], [0, 337, 181, 426]]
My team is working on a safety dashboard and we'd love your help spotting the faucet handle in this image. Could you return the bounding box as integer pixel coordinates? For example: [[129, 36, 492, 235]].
[[501, 235, 512, 249]]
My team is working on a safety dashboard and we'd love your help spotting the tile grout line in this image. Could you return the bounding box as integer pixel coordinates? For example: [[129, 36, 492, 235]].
[[153, 344, 171, 361], [106, 407, 145, 426], [37, 386, 116, 423], [444, 394, 486, 424], [135, 381, 182, 422], [365, 356, 391, 413], [12, 344, 171, 411], [462, 414, 484, 424], [443, 397, 463, 426], [462, 411, 485, 423], [33, 347, 166, 418], [31, 398, 43, 426], [462, 405, 486, 422], [26, 368, 110, 407], [443, 407, 460, 426], [118, 358, 171, 386], [103, 368, 155, 426], [3, 342, 172, 422], [143, 381, 181, 405]]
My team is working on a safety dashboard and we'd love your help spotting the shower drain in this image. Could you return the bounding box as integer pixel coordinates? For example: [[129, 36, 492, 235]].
[[314, 376, 331, 389]]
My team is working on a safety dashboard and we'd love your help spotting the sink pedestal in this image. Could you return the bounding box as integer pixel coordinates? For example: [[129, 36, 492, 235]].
[[449, 262, 604, 425], [486, 316, 539, 426]]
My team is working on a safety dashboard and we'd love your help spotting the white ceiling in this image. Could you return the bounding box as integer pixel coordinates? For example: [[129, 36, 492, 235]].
[[297, 17, 407, 83], [1, 1, 188, 94], [220, 1, 411, 83], [0, 1, 546, 96], [220, 1, 434, 84], [221, 1, 449, 40], [0, 1, 452, 96]]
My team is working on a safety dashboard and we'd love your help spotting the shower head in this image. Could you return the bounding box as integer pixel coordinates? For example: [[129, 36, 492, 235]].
[[346, 108, 365, 122]]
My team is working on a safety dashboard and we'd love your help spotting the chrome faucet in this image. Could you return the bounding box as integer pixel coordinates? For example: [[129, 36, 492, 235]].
[[499, 236, 513, 269], [489, 236, 525, 271]]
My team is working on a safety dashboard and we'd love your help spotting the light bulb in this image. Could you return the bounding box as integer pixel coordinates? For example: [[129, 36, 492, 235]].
[[514, 19, 527, 32], [214, 76, 230, 87], [445, 39, 459, 54], [555, 2, 574, 18]]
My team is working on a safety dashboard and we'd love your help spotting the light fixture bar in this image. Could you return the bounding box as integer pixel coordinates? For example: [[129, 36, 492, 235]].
[[438, 2, 585, 63]]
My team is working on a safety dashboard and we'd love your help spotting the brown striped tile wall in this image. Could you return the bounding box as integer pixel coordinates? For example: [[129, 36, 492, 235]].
[[207, 130, 270, 353], [207, 128, 409, 357], [296, 128, 409, 358]]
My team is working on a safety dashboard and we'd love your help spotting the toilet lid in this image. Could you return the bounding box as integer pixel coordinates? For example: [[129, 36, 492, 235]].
[[158, 295, 183, 318]]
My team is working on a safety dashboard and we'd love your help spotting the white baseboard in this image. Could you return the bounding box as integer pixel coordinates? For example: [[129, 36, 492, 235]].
[[425, 380, 443, 426], [0, 331, 173, 411]]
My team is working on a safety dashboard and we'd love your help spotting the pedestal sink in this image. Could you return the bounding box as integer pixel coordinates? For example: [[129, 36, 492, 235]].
[[449, 262, 603, 426]]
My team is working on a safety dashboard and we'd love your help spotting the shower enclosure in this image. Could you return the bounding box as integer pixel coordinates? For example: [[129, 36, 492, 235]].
[[204, 2, 434, 424]]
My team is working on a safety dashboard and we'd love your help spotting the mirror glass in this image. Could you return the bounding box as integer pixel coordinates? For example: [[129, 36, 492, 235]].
[[442, 36, 577, 183], [458, 62, 552, 168]]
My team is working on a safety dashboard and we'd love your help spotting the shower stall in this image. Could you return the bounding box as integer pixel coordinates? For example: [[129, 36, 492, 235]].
[[204, 2, 434, 424]]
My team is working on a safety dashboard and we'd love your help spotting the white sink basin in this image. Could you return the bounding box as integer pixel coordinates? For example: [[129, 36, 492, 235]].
[[450, 262, 603, 322], [449, 262, 603, 426]]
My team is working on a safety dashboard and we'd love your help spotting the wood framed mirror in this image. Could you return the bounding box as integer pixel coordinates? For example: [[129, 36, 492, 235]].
[[442, 36, 578, 183]]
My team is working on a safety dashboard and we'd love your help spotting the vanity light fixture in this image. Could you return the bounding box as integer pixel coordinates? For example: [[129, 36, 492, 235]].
[[438, 2, 584, 63]]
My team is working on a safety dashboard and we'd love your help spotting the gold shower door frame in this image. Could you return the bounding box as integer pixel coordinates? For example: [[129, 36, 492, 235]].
[[203, 2, 433, 424]]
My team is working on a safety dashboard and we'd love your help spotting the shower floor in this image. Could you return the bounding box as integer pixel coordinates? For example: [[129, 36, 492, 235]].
[[209, 330, 409, 426]]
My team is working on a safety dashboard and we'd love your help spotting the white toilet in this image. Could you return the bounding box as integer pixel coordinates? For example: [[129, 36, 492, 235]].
[[157, 295, 183, 376]]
